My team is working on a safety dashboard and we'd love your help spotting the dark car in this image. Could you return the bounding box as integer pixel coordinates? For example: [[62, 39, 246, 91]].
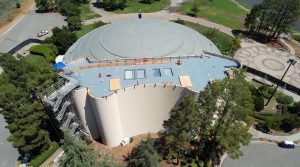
[[279, 141, 295, 149]]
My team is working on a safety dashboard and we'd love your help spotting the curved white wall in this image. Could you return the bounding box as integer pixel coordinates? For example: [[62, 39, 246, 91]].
[[88, 92, 123, 146], [73, 84, 196, 147], [72, 88, 100, 139]]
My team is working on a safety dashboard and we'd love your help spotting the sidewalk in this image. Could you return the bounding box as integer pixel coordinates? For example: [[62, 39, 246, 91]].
[[87, 2, 235, 37], [249, 127, 300, 142]]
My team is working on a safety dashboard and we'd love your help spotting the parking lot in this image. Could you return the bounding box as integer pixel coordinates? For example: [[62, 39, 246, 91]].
[[222, 143, 300, 167], [0, 8, 66, 53]]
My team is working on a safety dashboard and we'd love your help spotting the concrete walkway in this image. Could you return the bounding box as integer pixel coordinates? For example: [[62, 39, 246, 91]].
[[87, 1, 234, 36], [250, 127, 300, 142]]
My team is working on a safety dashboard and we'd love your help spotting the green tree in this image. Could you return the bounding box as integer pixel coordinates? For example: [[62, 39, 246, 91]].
[[190, 2, 199, 17], [68, 16, 82, 31], [244, 0, 300, 40], [59, 131, 100, 167], [0, 53, 58, 157], [50, 26, 78, 54], [196, 71, 253, 165], [59, 1, 81, 17], [227, 34, 241, 56], [97, 0, 126, 11], [35, 0, 58, 12], [162, 95, 199, 165], [127, 135, 161, 167]]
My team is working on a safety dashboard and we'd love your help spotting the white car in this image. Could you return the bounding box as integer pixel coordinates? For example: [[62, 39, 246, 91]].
[[37, 30, 49, 37]]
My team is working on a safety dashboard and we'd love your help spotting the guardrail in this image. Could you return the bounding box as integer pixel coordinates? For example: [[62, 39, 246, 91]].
[[8, 38, 46, 55], [243, 65, 300, 95]]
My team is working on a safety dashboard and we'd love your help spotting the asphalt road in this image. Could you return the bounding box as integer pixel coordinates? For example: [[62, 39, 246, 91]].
[[0, 113, 19, 167], [222, 143, 300, 167], [0, 8, 66, 53]]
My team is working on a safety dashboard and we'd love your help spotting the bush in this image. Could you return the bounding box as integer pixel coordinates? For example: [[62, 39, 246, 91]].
[[276, 94, 293, 105], [16, 2, 21, 8], [293, 34, 300, 42], [253, 96, 264, 111], [174, 19, 185, 25], [253, 112, 281, 130], [290, 102, 300, 115], [29, 44, 57, 62], [29, 142, 59, 167]]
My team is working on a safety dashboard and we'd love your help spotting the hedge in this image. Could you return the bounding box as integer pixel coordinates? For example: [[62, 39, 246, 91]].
[[29, 44, 57, 62], [253, 96, 264, 111], [276, 93, 293, 105], [28, 142, 59, 167]]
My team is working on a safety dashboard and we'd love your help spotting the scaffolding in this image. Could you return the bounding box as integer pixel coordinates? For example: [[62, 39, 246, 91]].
[[40, 71, 89, 140]]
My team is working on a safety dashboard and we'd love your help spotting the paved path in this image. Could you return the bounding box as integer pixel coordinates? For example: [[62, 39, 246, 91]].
[[40, 148, 63, 167], [0, 113, 19, 167], [250, 127, 300, 142], [222, 143, 300, 167], [0, 7, 66, 53], [235, 45, 300, 88], [87, 1, 234, 37]]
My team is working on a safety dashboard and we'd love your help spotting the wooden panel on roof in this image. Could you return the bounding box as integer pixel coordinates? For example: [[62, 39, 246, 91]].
[[179, 76, 192, 89]]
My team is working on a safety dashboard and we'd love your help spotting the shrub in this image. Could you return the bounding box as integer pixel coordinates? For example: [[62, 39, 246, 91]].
[[29, 142, 59, 167], [29, 44, 57, 62], [293, 34, 300, 42], [276, 94, 293, 105], [16, 2, 21, 8], [290, 102, 300, 115], [253, 96, 264, 111], [174, 19, 185, 25], [130, 137, 133, 143]]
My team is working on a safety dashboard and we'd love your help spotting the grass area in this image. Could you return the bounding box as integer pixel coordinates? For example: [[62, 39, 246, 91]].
[[0, 0, 23, 21], [76, 21, 106, 38], [180, 0, 247, 29], [79, 4, 100, 21], [29, 44, 57, 62], [28, 142, 59, 167], [292, 34, 300, 42], [113, 0, 169, 14], [174, 20, 233, 54]]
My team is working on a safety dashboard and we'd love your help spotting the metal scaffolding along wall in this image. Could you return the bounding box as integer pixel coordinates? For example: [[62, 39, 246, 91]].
[[40, 72, 88, 139]]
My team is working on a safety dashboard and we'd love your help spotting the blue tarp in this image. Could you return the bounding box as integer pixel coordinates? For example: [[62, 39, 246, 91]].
[[52, 62, 66, 70]]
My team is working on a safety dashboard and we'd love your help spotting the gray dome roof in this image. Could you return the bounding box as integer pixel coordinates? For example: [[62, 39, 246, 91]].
[[63, 19, 220, 63]]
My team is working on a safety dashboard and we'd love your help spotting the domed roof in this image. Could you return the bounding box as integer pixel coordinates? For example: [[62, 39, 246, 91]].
[[63, 19, 220, 63]]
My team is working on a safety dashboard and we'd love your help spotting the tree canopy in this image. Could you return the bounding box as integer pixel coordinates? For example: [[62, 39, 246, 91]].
[[59, 131, 120, 167], [59, 131, 100, 167], [49, 26, 78, 54], [161, 71, 254, 166], [0, 53, 58, 157], [127, 135, 161, 167], [245, 0, 300, 40]]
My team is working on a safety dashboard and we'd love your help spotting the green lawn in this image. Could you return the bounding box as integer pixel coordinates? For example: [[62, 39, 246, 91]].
[[28, 142, 59, 167], [29, 44, 57, 62], [112, 0, 169, 14], [79, 4, 100, 21], [180, 0, 247, 30], [76, 21, 106, 38], [174, 20, 233, 54]]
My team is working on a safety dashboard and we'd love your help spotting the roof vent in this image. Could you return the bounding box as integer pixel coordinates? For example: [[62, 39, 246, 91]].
[[138, 13, 142, 19]]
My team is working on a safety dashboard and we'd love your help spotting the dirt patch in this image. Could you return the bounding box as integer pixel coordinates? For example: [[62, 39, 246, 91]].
[[264, 40, 289, 52], [286, 40, 300, 57], [0, 0, 35, 36], [89, 133, 159, 164]]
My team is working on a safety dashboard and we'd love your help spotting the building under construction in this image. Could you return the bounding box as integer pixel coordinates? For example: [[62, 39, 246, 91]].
[[40, 19, 239, 147]]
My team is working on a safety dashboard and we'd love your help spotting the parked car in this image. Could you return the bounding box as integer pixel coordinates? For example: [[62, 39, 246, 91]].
[[279, 140, 295, 149], [37, 30, 49, 37]]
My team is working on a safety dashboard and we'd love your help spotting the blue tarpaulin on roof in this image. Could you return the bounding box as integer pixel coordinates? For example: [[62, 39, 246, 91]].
[[52, 62, 66, 70]]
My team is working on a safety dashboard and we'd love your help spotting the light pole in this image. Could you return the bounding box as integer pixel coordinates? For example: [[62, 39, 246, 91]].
[[265, 56, 297, 106]]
